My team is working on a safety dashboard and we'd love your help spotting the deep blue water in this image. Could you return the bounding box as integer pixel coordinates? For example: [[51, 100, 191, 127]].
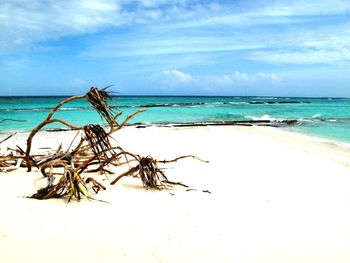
[[0, 96, 349, 144]]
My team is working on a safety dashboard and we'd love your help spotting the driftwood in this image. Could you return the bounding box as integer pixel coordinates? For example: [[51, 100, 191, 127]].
[[109, 155, 203, 189], [0, 87, 207, 202]]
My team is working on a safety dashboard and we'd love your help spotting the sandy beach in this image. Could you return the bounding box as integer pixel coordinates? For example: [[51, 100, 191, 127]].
[[1, 126, 350, 263]]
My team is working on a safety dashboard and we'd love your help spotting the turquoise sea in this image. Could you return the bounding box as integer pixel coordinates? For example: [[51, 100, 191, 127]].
[[0, 96, 349, 145]]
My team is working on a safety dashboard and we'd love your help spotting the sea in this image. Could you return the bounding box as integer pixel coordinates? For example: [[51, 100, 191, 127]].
[[0, 96, 349, 146]]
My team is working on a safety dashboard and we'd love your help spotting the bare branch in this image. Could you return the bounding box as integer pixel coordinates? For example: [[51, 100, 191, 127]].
[[0, 133, 17, 145], [109, 109, 146, 134], [157, 155, 209, 164], [25, 95, 85, 171]]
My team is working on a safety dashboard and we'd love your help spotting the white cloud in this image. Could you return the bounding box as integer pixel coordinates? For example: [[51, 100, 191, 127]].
[[0, 0, 220, 53], [151, 69, 193, 86], [236, 71, 279, 83], [1, 0, 350, 67], [0, 0, 125, 52], [161, 69, 192, 81], [231, 71, 280, 84], [233, 71, 250, 82], [244, 20, 350, 65], [151, 69, 280, 89], [135, 0, 185, 8], [166, 0, 350, 29], [75, 0, 350, 66], [256, 73, 279, 81], [251, 48, 350, 65], [81, 34, 265, 58], [261, 0, 350, 17]]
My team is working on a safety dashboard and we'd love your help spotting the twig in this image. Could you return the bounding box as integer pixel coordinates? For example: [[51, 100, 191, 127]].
[[110, 166, 138, 185], [17, 145, 39, 169], [0, 133, 17, 145], [109, 109, 146, 134], [158, 155, 209, 164], [163, 180, 189, 188]]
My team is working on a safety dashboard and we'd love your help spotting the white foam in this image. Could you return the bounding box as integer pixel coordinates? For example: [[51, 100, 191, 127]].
[[249, 114, 277, 121]]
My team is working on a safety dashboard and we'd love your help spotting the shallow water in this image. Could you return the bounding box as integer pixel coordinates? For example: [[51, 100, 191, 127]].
[[0, 96, 349, 144]]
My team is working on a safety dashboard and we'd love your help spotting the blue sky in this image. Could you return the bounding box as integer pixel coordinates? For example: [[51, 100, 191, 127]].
[[1, 0, 350, 96]]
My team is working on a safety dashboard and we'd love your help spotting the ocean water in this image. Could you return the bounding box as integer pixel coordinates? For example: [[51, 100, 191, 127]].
[[0, 96, 349, 145]]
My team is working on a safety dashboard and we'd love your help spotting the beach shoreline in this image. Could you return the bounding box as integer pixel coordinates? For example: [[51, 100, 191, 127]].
[[2, 122, 350, 149], [1, 125, 350, 262]]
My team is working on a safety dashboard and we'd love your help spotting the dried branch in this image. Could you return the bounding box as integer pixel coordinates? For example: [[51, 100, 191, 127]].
[[0, 133, 17, 145], [110, 156, 189, 190], [110, 166, 139, 185], [84, 124, 113, 159], [86, 177, 106, 193], [86, 87, 114, 125], [109, 109, 146, 134], [25, 95, 85, 171], [157, 155, 209, 164], [29, 168, 89, 202], [0, 86, 208, 203]]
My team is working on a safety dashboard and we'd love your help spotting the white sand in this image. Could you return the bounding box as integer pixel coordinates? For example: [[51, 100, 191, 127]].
[[1, 126, 350, 263]]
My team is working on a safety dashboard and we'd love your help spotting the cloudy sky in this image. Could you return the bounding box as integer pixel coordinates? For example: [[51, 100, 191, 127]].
[[1, 0, 350, 96]]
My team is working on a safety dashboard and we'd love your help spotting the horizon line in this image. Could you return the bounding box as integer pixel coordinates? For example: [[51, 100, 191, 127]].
[[0, 95, 349, 99]]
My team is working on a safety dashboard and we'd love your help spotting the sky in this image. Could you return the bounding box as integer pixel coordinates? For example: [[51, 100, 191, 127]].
[[1, 0, 350, 97]]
